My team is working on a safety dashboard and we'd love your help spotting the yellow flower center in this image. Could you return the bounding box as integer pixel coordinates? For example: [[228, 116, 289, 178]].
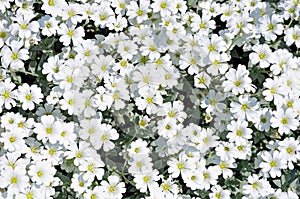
[[49, 149, 55, 155], [241, 104, 248, 110], [61, 131, 66, 137], [20, 24, 28, 29], [162, 183, 170, 190], [9, 136, 16, 143], [100, 15, 107, 21], [168, 111, 176, 117], [109, 185, 115, 192], [46, 22, 51, 28], [46, 127, 52, 134], [177, 163, 184, 170], [160, 2, 167, 8], [259, 53, 266, 59], [0, 31, 7, 38], [2, 91, 10, 99], [146, 97, 153, 104], [252, 182, 259, 188], [91, 194, 97, 199], [200, 22, 206, 29], [203, 173, 209, 179], [119, 3, 125, 8], [234, 80, 241, 86], [84, 51, 91, 56], [48, 0, 55, 6], [88, 164, 93, 171], [101, 65, 107, 71], [198, 77, 206, 84], [113, 93, 119, 100], [11, 53, 18, 60], [68, 99, 73, 105], [287, 101, 293, 108], [139, 120, 147, 127], [76, 152, 83, 158], [190, 58, 197, 65], [149, 45, 156, 52], [270, 87, 276, 94], [11, 177, 18, 184], [26, 192, 33, 199], [26, 94, 32, 100], [136, 161, 142, 168], [143, 176, 150, 183], [79, 181, 85, 187], [269, 160, 277, 167], [268, 24, 274, 30], [261, 117, 267, 123], [67, 30, 74, 37], [68, 11, 75, 17], [237, 145, 244, 151], [220, 162, 227, 169], [101, 134, 108, 141], [293, 34, 298, 40], [281, 118, 288, 124], [37, 170, 43, 177], [208, 44, 215, 52], [165, 74, 171, 80], [137, 9, 144, 16], [286, 147, 293, 154]]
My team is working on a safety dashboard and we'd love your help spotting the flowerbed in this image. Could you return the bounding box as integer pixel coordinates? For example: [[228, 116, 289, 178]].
[[0, 0, 299, 198]]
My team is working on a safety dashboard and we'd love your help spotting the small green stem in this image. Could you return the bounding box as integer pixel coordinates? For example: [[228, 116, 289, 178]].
[[9, 69, 39, 77]]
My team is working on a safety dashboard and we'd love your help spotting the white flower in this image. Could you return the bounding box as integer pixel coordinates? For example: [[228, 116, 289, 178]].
[[222, 64, 255, 95], [284, 25, 300, 48], [230, 95, 259, 122], [209, 185, 231, 199], [253, 108, 272, 132], [78, 157, 105, 181], [133, 169, 160, 193], [70, 173, 92, 194], [41, 0, 67, 17], [126, 0, 150, 23], [167, 152, 194, 178], [39, 15, 59, 36], [11, 11, 40, 39], [17, 83, 43, 111], [227, 119, 252, 145], [57, 22, 85, 46], [242, 174, 274, 198], [33, 115, 60, 144], [151, 0, 174, 17], [249, 44, 272, 68], [270, 108, 299, 135], [259, 14, 284, 41], [278, 137, 300, 170], [135, 88, 163, 115], [0, 166, 29, 195], [194, 71, 211, 89], [259, 150, 287, 178], [1, 40, 29, 70], [0, 129, 27, 152], [100, 175, 126, 199], [28, 160, 56, 186], [91, 124, 119, 152], [0, 78, 17, 110], [262, 76, 284, 105]]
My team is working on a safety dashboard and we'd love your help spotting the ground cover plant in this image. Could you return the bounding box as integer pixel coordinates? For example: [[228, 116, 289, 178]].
[[0, 0, 299, 198]]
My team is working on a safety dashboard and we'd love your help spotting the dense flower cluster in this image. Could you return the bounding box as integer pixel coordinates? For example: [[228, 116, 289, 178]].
[[0, 0, 299, 198]]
